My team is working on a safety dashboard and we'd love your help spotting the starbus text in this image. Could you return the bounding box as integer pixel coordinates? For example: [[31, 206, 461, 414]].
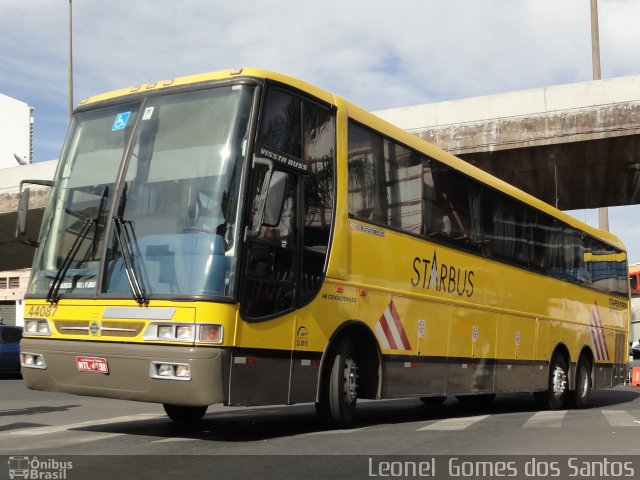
[[410, 252, 474, 298]]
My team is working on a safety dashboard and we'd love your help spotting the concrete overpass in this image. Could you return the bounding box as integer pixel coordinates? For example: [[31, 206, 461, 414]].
[[375, 74, 640, 211], [0, 161, 56, 271], [1, 75, 640, 273]]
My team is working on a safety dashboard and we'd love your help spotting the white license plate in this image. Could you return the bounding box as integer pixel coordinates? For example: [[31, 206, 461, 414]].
[[76, 356, 109, 374]]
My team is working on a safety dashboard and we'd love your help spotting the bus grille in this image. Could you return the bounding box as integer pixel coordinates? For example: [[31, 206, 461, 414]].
[[54, 320, 144, 337]]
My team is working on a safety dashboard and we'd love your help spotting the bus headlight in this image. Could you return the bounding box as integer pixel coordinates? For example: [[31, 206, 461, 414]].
[[198, 324, 223, 344], [24, 319, 51, 336], [157, 325, 174, 339], [176, 325, 194, 340], [150, 361, 191, 381], [21, 353, 47, 369], [143, 323, 195, 342], [142, 323, 221, 343], [157, 364, 174, 377]]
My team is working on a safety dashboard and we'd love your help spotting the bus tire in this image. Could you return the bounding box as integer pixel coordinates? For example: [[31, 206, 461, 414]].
[[163, 404, 207, 423], [568, 355, 592, 409], [420, 396, 447, 405], [534, 352, 568, 410], [316, 337, 358, 428]]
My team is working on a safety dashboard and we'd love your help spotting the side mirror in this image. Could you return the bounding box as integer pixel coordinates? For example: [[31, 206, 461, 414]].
[[245, 157, 287, 238], [262, 171, 287, 227], [16, 187, 31, 243], [16, 179, 53, 247]]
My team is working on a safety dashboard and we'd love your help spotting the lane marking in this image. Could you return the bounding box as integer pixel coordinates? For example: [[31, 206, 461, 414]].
[[2, 432, 124, 453], [522, 410, 567, 428], [416, 414, 489, 431], [305, 427, 368, 436], [152, 437, 200, 443], [8, 413, 165, 436], [602, 410, 640, 427]]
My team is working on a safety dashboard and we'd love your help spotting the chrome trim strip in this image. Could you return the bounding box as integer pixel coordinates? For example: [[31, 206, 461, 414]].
[[102, 307, 176, 320]]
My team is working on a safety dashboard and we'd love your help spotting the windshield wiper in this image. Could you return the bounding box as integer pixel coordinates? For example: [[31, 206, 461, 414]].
[[112, 216, 148, 304], [92, 185, 109, 259], [46, 217, 95, 304]]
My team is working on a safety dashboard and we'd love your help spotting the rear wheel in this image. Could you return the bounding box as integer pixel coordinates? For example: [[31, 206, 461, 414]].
[[316, 337, 358, 428], [569, 355, 592, 409], [534, 352, 568, 410], [163, 404, 207, 423]]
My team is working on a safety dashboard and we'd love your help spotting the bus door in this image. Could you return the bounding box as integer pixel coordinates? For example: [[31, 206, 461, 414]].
[[230, 161, 298, 406], [232, 86, 336, 406]]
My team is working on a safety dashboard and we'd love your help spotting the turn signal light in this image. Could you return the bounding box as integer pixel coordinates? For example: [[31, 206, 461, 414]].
[[198, 324, 223, 344]]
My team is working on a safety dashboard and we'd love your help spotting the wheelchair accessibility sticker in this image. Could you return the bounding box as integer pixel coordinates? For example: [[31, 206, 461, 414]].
[[112, 111, 131, 131]]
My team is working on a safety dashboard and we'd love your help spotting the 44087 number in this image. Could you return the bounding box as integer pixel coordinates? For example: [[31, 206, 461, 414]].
[[26, 304, 58, 318]]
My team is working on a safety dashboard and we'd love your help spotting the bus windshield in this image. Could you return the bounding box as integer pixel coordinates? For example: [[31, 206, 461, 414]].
[[29, 84, 255, 300]]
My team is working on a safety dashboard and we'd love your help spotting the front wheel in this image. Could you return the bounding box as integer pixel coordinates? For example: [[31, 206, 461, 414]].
[[163, 404, 208, 423], [534, 352, 568, 410], [316, 337, 358, 428], [569, 355, 592, 409]]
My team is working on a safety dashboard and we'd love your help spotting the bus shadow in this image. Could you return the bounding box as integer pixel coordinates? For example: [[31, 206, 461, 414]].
[[0, 404, 82, 418], [74, 387, 640, 443]]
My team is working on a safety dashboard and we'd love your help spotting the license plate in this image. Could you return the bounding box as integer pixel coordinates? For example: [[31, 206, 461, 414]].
[[76, 356, 109, 374]]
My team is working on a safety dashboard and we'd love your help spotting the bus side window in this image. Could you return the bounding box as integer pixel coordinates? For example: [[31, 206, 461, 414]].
[[482, 189, 529, 267], [385, 142, 422, 234], [423, 159, 445, 237], [428, 163, 482, 252], [347, 122, 385, 222], [530, 213, 563, 277]]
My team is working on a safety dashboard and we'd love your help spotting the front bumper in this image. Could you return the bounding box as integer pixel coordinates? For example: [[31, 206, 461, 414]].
[[20, 338, 229, 406]]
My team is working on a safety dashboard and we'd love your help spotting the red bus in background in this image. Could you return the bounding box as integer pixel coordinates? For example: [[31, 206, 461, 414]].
[[630, 264, 640, 296], [630, 264, 640, 355]]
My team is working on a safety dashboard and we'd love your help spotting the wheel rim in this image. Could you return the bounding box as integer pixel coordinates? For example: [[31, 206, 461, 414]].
[[578, 364, 589, 397], [551, 364, 567, 399], [343, 356, 358, 405]]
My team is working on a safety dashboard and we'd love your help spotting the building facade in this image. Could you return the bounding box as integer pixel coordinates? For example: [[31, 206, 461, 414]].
[[0, 269, 29, 326], [0, 93, 33, 168]]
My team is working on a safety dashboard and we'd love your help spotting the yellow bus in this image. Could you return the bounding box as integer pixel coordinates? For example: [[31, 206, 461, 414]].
[[17, 69, 629, 427]]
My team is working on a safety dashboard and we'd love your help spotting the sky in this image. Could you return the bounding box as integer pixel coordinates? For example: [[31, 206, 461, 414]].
[[1, 0, 640, 262]]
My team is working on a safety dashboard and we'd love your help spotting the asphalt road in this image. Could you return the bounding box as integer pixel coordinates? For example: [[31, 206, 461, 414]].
[[1, 377, 640, 479]]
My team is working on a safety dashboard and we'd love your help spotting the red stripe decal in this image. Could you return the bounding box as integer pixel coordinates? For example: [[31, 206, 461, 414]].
[[378, 312, 398, 350], [593, 303, 610, 361], [389, 300, 411, 350]]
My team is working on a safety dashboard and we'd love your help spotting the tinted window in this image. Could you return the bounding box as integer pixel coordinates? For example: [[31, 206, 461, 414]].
[[244, 172, 298, 318], [347, 123, 385, 222], [258, 89, 302, 159], [584, 237, 628, 296], [300, 101, 335, 304], [428, 163, 482, 252], [529, 212, 563, 276], [386, 142, 422, 233], [564, 227, 589, 285], [483, 189, 529, 266], [244, 88, 336, 318], [348, 121, 481, 252], [345, 122, 628, 297]]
